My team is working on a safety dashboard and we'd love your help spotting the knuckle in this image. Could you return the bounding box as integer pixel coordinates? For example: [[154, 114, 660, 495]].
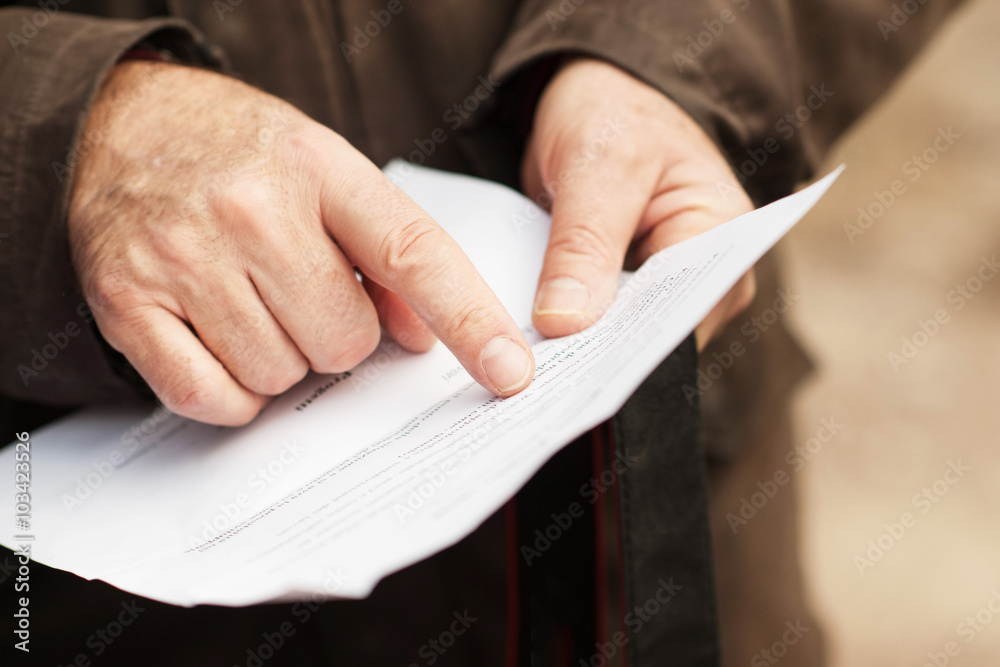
[[161, 375, 218, 420], [547, 223, 619, 270], [87, 270, 139, 317], [440, 298, 493, 344], [378, 217, 448, 284], [307, 284, 381, 373], [209, 317, 257, 364], [310, 316, 381, 374], [608, 134, 643, 168], [212, 180, 274, 232], [204, 316, 307, 396], [151, 219, 214, 270], [291, 121, 351, 164]]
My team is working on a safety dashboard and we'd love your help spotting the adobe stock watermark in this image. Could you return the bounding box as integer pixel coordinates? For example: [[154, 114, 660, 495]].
[[0, 554, 18, 587], [60, 404, 175, 512], [235, 620, 300, 667], [919, 589, 1000, 667], [212, 0, 244, 21], [339, 0, 415, 62], [385, 75, 500, 182], [393, 463, 459, 523], [53, 599, 145, 666], [726, 417, 844, 534], [188, 439, 307, 550], [682, 288, 800, 404], [854, 459, 970, 575], [520, 448, 639, 566], [750, 619, 810, 666], [234, 567, 352, 667], [877, 0, 931, 41], [6, 0, 70, 54], [887, 254, 997, 372], [407, 610, 478, 667], [578, 578, 683, 667], [510, 115, 629, 234], [12, 543, 31, 654], [12, 431, 32, 654], [394, 411, 513, 523], [672, 0, 753, 72], [718, 84, 833, 199], [544, 0, 588, 29], [844, 126, 960, 244], [350, 340, 408, 393], [16, 300, 95, 387]]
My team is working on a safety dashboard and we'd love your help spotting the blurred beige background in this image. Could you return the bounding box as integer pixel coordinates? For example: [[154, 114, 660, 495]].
[[777, 0, 1000, 664]]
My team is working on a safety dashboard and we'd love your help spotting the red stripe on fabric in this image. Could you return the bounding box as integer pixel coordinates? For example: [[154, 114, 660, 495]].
[[561, 622, 573, 667], [609, 423, 629, 667], [593, 425, 610, 651], [504, 499, 520, 667]]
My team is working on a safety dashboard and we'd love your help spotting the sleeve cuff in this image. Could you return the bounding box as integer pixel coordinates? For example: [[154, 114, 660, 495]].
[[0, 13, 221, 406], [485, 2, 803, 204]]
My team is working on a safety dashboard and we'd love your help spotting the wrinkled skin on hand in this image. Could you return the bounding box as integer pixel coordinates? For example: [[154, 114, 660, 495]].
[[69, 61, 534, 425], [522, 58, 756, 348], [69, 58, 754, 427]]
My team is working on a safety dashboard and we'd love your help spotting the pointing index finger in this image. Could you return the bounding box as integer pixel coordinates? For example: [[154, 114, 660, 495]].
[[320, 157, 535, 397]]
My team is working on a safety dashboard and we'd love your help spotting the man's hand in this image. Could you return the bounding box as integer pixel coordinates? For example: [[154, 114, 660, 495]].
[[523, 59, 756, 348], [69, 61, 534, 426]]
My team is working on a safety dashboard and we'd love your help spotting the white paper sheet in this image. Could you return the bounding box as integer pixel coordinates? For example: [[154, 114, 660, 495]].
[[0, 162, 842, 606]]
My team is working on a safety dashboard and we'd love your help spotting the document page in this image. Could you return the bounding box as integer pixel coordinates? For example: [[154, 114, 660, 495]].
[[0, 162, 842, 606]]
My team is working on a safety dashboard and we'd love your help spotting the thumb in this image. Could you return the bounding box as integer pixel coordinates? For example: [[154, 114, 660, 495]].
[[528, 158, 652, 338]]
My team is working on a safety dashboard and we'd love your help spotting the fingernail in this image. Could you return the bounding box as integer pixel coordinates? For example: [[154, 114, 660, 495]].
[[481, 336, 533, 394], [534, 277, 591, 317]]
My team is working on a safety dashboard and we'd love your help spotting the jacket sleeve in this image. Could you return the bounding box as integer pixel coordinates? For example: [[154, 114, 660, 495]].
[[488, 0, 965, 205], [484, 0, 965, 470], [0, 9, 221, 406]]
